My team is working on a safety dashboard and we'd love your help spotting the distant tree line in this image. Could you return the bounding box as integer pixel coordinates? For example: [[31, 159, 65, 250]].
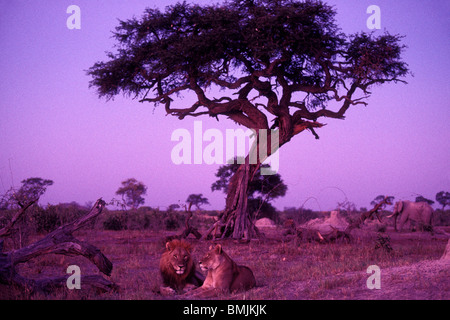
[[1, 174, 449, 244]]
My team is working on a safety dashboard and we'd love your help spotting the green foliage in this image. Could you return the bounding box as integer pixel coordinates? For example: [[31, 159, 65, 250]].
[[88, 0, 409, 114], [127, 210, 152, 230], [281, 207, 322, 225], [103, 212, 127, 231], [415, 195, 434, 205], [374, 233, 393, 253], [186, 193, 210, 210], [370, 195, 394, 208], [32, 205, 59, 233], [163, 212, 182, 230], [115, 178, 147, 209], [212, 158, 287, 202], [248, 198, 278, 221], [435, 191, 450, 211], [46, 202, 87, 225], [18, 178, 53, 203], [101, 208, 188, 231], [437, 210, 450, 226], [31, 203, 88, 233], [212, 159, 286, 221], [87, 0, 409, 238], [167, 204, 180, 212], [2, 177, 54, 209]]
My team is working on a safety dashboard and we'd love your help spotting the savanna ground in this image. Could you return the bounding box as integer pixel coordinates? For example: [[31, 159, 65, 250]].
[[1, 217, 448, 300]]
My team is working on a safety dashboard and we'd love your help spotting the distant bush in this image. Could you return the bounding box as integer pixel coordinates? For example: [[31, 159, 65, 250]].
[[48, 203, 87, 226], [249, 199, 279, 222], [103, 212, 127, 231], [281, 207, 322, 225], [127, 210, 152, 230], [435, 209, 450, 226], [101, 208, 189, 231], [32, 206, 59, 233], [1, 202, 220, 234], [22, 203, 90, 234], [163, 212, 181, 230]]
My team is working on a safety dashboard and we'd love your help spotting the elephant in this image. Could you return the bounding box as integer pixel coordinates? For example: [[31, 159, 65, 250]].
[[388, 200, 434, 232]]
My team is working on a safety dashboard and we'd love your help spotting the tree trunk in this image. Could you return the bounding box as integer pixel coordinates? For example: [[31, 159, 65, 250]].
[[209, 129, 281, 240], [165, 203, 202, 242], [229, 161, 252, 239], [200, 158, 260, 240], [201, 120, 323, 240]]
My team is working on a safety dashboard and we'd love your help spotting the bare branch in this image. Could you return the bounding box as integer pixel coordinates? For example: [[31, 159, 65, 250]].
[[0, 199, 38, 238], [0, 199, 115, 294]]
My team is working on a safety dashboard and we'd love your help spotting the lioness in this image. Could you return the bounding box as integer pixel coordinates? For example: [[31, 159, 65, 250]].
[[159, 239, 204, 295], [189, 244, 256, 298]]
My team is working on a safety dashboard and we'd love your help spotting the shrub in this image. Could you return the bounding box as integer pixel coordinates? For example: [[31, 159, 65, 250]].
[[32, 206, 59, 233], [374, 233, 393, 253], [281, 207, 322, 225], [127, 210, 152, 230], [435, 209, 450, 226], [163, 212, 181, 230], [103, 212, 126, 230], [249, 199, 279, 222], [49, 203, 87, 226]]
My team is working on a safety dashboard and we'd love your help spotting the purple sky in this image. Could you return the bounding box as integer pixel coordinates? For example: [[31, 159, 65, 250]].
[[1, 0, 449, 212]]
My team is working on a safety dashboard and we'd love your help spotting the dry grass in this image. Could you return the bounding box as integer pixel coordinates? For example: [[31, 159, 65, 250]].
[[2, 227, 448, 300]]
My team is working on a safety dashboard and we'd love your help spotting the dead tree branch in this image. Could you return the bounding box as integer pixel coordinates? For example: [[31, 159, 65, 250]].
[[0, 198, 116, 294], [165, 202, 202, 242], [293, 197, 393, 244], [0, 199, 38, 238], [345, 196, 393, 233]]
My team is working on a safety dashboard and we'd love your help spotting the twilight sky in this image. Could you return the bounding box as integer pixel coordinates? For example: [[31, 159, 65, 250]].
[[0, 0, 449, 212]]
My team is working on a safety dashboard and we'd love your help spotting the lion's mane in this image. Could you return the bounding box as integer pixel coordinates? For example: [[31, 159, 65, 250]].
[[159, 239, 202, 292]]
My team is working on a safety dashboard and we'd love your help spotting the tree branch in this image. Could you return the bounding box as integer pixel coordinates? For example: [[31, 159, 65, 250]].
[[345, 196, 393, 233], [0, 199, 38, 238], [0, 199, 115, 294]]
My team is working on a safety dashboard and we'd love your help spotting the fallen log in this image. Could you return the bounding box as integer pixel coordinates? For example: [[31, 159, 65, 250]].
[[345, 196, 393, 233], [0, 198, 116, 295], [292, 196, 393, 244]]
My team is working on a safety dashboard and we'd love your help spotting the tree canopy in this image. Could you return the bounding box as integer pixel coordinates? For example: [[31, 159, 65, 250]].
[[415, 195, 434, 205], [88, 0, 409, 239], [212, 158, 287, 202], [88, 0, 409, 140], [186, 193, 210, 210], [370, 195, 394, 208], [116, 178, 147, 209], [0, 177, 54, 209], [212, 159, 287, 220], [436, 191, 450, 211]]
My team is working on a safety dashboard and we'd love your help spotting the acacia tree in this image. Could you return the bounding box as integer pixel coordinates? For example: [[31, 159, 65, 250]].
[[436, 191, 450, 211], [116, 178, 147, 209], [88, 0, 409, 239], [370, 195, 394, 208], [186, 193, 210, 210], [415, 195, 434, 205], [0, 177, 54, 211], [212, 159, 287, 225]]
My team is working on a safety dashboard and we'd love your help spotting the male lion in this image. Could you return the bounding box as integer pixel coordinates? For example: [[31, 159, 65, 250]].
[[159, 239, 204, 295], [188, 244, 256, 298]]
